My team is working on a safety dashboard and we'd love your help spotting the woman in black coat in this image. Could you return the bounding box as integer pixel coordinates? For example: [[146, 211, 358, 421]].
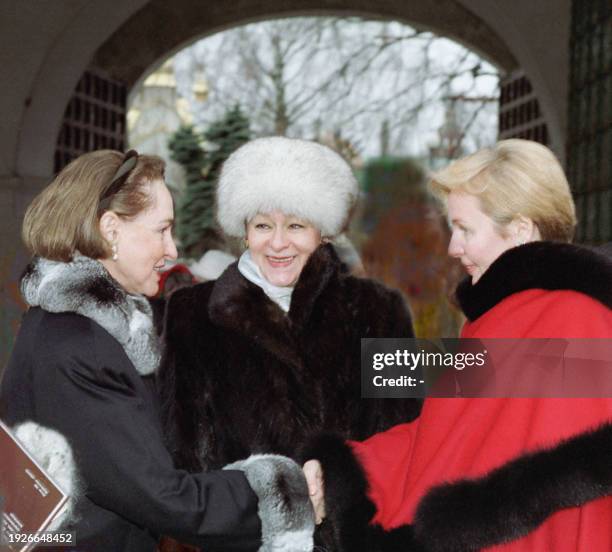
[[1, 150, 312, 551], [158, 137, 421, 550]]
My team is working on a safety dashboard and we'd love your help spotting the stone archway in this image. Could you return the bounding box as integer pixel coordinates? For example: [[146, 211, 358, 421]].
[[92, 0, 518, 87], [17, 0, 571, 180]]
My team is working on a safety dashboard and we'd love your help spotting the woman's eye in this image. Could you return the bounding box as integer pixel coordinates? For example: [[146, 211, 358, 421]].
[[289, 223, 305, 229], [255, 223, 270, 229]]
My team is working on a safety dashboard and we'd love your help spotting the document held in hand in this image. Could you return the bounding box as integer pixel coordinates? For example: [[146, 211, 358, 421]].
[[0, 420, 68, 551]]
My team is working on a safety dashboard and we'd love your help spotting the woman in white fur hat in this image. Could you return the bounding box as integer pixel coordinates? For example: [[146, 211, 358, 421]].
[[158, 136, 421, 552]]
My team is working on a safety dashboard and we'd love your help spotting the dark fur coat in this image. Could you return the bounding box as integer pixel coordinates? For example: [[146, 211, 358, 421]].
[[158, 244, 420, 473]]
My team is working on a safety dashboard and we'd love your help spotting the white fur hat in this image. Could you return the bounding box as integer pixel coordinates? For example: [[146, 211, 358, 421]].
[[217, 136, 358, 237]]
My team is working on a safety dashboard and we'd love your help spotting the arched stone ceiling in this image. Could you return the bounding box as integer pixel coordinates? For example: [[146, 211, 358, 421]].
[[10, 0, 570, 178], [93, 0, 518, 88]]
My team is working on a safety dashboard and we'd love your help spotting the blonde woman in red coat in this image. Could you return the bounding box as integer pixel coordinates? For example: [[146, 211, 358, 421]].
[[303, 139, 612, 551]]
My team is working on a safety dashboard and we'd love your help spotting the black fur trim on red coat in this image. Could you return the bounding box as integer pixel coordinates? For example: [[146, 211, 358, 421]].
[[411, 421, 612, 551], [313, 423, 612, 551], [300, 433, 375, 551], [300, 434, 425, 552], [456, 241, 612, 322]]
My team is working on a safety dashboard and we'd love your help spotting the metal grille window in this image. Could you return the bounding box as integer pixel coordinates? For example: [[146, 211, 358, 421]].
[[499, 70, 549, 146], [54, 67, 127, 173], [567, 0, 611, 243]]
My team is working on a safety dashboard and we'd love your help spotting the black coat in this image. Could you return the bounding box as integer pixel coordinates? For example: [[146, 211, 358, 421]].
[[1, 256, 262, 552], [158, 245, 421, 547]]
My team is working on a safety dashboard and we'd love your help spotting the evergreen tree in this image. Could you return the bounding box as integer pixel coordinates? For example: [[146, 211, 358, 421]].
[[169, 105, 250, 258]]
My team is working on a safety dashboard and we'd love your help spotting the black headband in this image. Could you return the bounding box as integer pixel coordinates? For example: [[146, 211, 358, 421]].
[[99, 150, 139, 211]]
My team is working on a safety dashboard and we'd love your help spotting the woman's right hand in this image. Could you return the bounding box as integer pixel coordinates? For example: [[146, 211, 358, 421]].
[[303, 459, 326, 524]]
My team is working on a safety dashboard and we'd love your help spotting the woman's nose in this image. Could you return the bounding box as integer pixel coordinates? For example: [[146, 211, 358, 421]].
[[270, 227, 289, 250], [447, 233, 463, 258], [165, 235, 178, 260]]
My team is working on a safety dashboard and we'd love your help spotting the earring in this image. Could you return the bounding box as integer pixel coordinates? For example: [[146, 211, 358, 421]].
[[111, 232, 118, 261], [243, 238, 249, 249]]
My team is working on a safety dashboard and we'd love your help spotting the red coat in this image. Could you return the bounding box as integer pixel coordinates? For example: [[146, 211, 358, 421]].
[[307, 242, 612, 551]]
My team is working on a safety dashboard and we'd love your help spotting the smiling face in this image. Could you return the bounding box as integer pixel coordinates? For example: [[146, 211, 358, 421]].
[[246, 211, 322, 287], [100, 179, 177, 296], [447, 191, 517, 284]]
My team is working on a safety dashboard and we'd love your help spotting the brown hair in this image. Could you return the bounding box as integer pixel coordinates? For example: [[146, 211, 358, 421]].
[[23, 150, 165, 261], [429, 139, 576, 242]]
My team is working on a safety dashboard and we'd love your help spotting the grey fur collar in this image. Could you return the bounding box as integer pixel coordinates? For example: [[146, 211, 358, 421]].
[[21, 255, 160, 375]]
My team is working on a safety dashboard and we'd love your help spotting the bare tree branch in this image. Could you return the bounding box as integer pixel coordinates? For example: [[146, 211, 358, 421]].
[[177, 17, 499, 157]]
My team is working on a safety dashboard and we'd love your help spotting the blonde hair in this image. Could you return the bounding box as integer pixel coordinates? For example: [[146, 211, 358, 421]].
[[429, 139, 576, 242], [23, 150, 165, 261]]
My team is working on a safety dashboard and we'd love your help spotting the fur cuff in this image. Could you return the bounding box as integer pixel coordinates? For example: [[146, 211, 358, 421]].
[[300, 433, 376, 551], [224, 454, 314, 552], [13, 421, 80, 530], [411, 422, 612, 551]]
